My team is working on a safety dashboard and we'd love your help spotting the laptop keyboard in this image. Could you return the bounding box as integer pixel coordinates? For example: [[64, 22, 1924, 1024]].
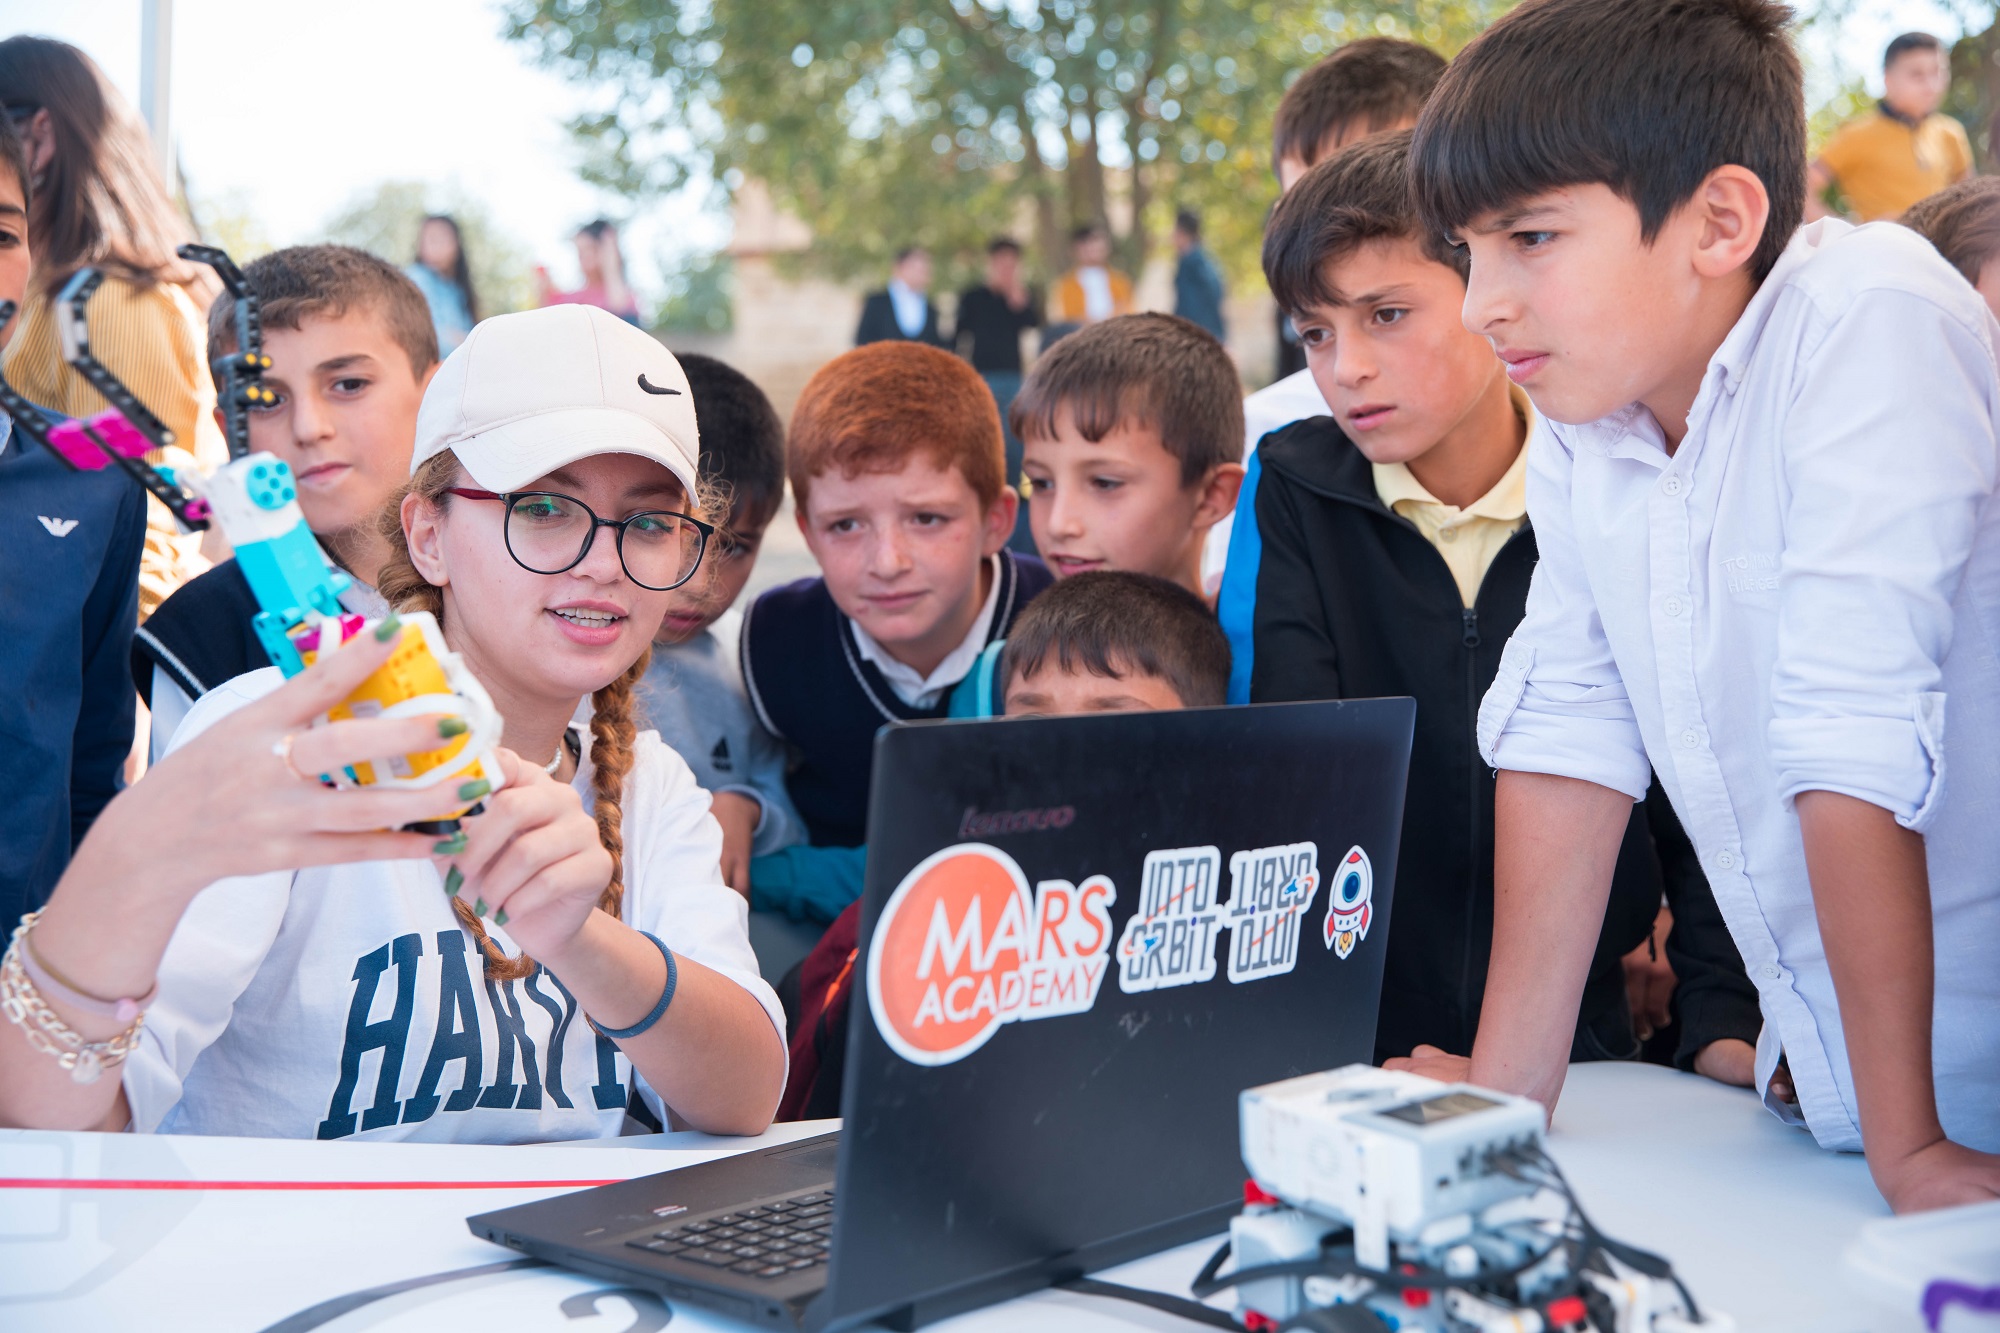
[[626, 1188, 836, 1280]]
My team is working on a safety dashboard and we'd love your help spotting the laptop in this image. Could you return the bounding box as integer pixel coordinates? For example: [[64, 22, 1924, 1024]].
[[470, 697, 1415, 1330]]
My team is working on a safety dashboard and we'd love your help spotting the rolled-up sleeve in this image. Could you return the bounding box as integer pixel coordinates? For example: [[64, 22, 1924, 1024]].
[[1768, 290, 1999, 832], [1479, 419, 1652, 801]]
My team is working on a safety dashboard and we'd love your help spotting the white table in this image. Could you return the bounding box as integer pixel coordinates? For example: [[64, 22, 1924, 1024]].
[[0, 1064, 1890, 1332]]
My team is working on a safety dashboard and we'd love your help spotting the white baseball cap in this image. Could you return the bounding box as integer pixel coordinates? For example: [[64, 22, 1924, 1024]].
[[410, 303, 701, 497]]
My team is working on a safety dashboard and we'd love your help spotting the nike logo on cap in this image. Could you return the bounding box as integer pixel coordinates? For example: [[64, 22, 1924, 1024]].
[[637, 374, 681, 396], [38, 516, 79, 537]]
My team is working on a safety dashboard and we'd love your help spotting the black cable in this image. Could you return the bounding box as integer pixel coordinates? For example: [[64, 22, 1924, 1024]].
[[1522, 1145, 1704, 1323], [1057, 1277, 1242, 1330], [1193, 1237, 1234, 1292], [1189, 1230, 1564, 1302], [1278, 1304, 1392, 1331]]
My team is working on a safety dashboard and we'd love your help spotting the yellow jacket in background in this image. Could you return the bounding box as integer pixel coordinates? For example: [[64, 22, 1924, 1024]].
[[1052, 266, 1135, 324]]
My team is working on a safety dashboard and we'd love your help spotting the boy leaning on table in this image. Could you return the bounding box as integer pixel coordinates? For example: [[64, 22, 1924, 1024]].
[[1387, 0, 2000, 1215]]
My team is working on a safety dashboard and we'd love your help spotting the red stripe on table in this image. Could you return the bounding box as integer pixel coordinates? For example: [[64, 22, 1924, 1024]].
[[0, 1176, 621, 1191]]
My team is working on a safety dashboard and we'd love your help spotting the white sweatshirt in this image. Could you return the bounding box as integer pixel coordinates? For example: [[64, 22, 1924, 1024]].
[[124, 667, 785, 1142]]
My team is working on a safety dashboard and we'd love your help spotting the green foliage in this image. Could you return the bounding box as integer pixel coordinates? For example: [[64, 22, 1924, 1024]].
[[320, 182, 539, 316], [503, 0, 1515, 290], [653, 250, 735, 332], [191, 188, 275, 265]]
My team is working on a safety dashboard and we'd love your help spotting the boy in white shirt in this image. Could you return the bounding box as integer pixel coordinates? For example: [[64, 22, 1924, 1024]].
[[1394, 0, 2000, 1213]]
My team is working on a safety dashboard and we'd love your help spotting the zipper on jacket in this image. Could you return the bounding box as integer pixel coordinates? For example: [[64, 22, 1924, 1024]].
[[1460, 603, 1482, 1051]]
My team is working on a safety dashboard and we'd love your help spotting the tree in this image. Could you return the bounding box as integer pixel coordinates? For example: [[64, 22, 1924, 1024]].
[[504, 1, 1513, 288], [321, 182, 539, 317]]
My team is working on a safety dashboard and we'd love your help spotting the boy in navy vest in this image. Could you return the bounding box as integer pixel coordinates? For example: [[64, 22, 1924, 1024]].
[[778, 571, 1228, 1119], [743, 342, 1051, 924]]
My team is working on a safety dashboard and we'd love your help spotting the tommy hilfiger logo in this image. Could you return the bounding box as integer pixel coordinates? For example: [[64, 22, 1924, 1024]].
[[37, 516, 78, 537]]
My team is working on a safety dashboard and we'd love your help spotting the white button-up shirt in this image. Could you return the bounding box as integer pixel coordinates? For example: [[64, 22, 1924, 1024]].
[[851, 553, 1003, 710], [1479, 219, 2000, 1154]]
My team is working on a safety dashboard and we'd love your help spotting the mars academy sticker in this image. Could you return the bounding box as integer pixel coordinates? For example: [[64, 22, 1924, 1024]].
[[1323, 845, 1375, 960], [866, 843, 1115, 1067]]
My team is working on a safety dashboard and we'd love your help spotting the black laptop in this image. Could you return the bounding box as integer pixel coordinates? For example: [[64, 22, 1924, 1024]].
[[470, 698, 1415, 1330]]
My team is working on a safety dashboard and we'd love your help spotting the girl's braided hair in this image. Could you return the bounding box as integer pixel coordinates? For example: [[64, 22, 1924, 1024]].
[[375, 451, 648, 979]]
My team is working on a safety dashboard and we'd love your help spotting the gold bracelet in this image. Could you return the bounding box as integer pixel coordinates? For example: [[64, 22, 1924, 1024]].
[[0, 937, 144, 1084]]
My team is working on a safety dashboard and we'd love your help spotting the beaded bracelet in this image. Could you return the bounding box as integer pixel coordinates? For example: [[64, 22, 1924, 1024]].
[[1, 920, 145, 1085], [590, 932, 679, 1041]]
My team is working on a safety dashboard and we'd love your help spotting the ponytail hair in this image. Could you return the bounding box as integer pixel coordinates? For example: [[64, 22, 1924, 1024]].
[[375, 452, 650, 979]]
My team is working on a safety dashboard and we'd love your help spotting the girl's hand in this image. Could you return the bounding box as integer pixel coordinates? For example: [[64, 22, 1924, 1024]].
[[105, 619, 481, 901], [441, 748, 613, 960]]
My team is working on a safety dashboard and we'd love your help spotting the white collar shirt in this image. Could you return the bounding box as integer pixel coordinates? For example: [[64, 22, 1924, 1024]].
[[1479, 219, 2000, 1154], [126, 669, 784, 1141], [1077, 267, 1115, 322], [850, 554, 1002, 710], [887, 280, 929, 339]]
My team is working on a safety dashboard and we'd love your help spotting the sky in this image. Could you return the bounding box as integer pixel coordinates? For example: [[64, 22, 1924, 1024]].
[[0, 0, 1978, 302], [0, 0, 723, 296]]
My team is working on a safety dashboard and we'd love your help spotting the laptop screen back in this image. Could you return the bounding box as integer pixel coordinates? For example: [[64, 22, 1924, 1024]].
[[821, 697, 1415, 1328]]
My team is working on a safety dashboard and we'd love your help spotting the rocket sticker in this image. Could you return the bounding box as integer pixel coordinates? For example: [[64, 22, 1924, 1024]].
[[1323, 845, 1374, 960]]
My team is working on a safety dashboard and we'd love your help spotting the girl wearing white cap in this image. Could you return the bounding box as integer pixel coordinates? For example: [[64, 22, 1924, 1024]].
[[1, 306, 787, 1140]]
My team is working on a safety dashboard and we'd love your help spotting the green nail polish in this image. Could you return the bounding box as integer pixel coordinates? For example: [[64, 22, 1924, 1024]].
[[473, 897, 488, 918], [457, 779, 491, 801], [373, 613, 403, 642], [433, 833, 467, 855], [444, 866, 463, 897], [494, 909, 509, 927], [437, 716, 469, 738]]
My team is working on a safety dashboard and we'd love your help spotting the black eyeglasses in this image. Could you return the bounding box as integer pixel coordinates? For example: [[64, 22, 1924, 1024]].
[[445, 488, 714, 591]]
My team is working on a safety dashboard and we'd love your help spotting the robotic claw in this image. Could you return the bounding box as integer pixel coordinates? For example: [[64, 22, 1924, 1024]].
[[0, 244, 505, 830]]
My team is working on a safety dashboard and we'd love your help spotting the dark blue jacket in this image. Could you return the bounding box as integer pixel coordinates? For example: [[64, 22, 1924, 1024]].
[[1216, 415, 1757, 1066], [0, 416, 146, 926], [1173, 246, 1227, 341], [741, 552, 1051, 850]]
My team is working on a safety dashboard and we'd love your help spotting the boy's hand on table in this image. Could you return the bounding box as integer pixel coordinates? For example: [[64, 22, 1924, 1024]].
[[1691, 1038, 1756, 1087], [1621, 905, 1676, 1041], [710, 791, 761, 899], [1877, 1139, 2000, 1215], [1383, 1045, 1471, 1085]]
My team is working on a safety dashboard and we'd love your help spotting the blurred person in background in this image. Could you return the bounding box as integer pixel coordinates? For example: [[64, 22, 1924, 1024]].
[[1171, 209, 1227, 341], [1052, 223, 1132, 330], [856, 245, 945, 347], [404, 213, 477, 352], [0, 35, 224, 620], [1809, 32, 1970, 222], [538, 217, 639, 324], [952, 236, 1040, 550]]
